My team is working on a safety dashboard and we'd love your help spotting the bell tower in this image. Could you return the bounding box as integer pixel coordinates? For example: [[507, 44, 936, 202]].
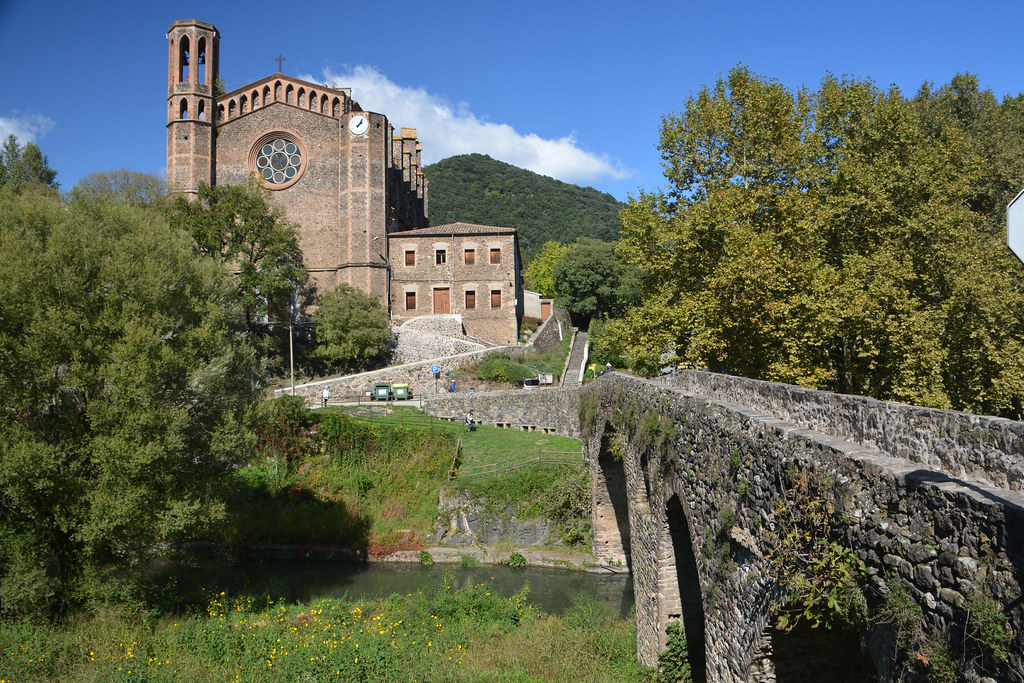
[[166, 20, 219, 197]]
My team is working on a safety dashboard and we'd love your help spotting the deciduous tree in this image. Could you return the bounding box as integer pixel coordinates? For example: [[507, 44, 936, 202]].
[[0, 189, 260, 614], [312, 284, 392, 370], [615, 66, 1024, 416], [169, 181, 306, 326]]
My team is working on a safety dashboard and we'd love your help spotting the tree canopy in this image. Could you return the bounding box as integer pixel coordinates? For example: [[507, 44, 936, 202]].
[[169, 182, 306, 326], [0, 188, 260, 614], [523, 240, 571, 298], [0, 135, 57, 192], [423, 154, 623, 262], [610, 66, 1024, 416], [312, 284, 392, 371], [551, 239, 637, 320], [71, 169, 165, 207]]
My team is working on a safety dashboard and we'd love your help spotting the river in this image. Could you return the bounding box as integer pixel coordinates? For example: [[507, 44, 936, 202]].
[[167, 560, 635, 617]]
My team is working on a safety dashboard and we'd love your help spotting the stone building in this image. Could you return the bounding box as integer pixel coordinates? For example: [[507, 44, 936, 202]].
[[388, 223, 523, 345], [165, 19, 522, 344]]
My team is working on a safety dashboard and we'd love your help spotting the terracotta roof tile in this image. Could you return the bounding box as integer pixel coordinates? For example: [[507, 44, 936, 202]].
[[389, 223, 517, 237]]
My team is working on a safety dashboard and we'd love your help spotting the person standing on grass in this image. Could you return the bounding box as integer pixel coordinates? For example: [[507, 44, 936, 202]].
[[322, 385, 331, 408]]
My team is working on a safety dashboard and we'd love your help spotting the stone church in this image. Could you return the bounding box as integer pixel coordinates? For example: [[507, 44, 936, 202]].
[[166, 19, 523, 345]]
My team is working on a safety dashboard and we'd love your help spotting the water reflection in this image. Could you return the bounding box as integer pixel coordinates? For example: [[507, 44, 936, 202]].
[[168, 561, 635, 617]]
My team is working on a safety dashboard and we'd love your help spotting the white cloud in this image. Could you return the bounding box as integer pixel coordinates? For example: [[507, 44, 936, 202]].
[[304, 66, 630, 185], [0, 113, 55, 143]]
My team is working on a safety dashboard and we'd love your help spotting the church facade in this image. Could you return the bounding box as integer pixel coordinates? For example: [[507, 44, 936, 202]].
[[166, 19, 522, 345]]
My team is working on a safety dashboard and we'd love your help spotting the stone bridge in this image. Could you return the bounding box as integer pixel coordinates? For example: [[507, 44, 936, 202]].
[[424, 370, 1024, 680], [583, 371, 1024, 682]]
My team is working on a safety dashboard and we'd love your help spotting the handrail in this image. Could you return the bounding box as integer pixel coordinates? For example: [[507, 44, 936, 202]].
[[447, 438, 463, 480]]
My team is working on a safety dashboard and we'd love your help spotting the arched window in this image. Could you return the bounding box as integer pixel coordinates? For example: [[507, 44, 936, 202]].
[[179, 36, 190, 83], [180, 98, 189, 119], [274, 81, 282, 101], [240, 94, 248, 114], [332, 97, 341, 117], [217, 104, 225, 121], [252, 90, 260, 108], [286, 84, 294, 104], [198, 100, 206, 121], [298, 88, 305, 108], [309, 90, 316, 110], [263, 85, 271, 106], [228, 99, 237, 118], [197, 37, 207, 84], [321, 94, 328, 114]]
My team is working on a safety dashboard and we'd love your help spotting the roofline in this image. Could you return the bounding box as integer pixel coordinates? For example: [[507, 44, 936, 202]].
[[388, 227, 518, 238], [219, 74, 354, 103]]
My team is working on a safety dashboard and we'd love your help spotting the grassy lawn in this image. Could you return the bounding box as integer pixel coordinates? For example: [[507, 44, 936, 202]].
[[332, 405, 582, 469]]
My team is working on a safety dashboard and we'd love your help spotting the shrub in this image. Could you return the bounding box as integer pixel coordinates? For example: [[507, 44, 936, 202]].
[[419, 550, 434, 566], [658, 621, 693, 682], [508, 552, 526, 568]]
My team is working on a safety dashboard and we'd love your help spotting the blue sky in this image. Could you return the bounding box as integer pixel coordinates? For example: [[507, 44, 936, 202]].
[[1, 0, 1021, 201]]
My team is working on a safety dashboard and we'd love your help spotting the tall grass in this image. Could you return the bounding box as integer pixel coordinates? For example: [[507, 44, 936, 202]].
[[0, 581, 652, 682]]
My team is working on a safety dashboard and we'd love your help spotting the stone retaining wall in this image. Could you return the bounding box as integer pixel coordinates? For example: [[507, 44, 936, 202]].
[[274, 346, 516, 402], [276, 306, 573, 403], [423, 387, 581, 439], [430, 489, 556, 547], [529, 306, 571, 353], [662, 370, 1024, 491]]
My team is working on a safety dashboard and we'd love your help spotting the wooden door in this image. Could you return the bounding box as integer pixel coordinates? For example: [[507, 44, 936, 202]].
[[433, 288, 451, 314], [541, 301, 552, 320]]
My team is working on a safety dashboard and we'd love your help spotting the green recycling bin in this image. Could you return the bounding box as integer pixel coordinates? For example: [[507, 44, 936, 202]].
[[373, 382, 392, 400], [392, 383, 410, 400]]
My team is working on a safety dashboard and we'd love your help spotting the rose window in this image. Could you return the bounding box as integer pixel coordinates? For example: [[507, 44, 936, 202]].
[[255, 139, 301, 184]]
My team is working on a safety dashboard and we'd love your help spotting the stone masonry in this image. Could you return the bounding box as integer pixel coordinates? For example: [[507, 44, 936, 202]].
[[582, 372, 1024, 682]]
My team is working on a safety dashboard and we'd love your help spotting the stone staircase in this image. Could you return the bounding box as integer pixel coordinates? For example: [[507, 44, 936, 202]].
[[562, 330, 589, 388]]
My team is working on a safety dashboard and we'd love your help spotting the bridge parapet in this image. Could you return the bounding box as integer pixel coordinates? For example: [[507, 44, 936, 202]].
[[661, 370, 1024, 491]]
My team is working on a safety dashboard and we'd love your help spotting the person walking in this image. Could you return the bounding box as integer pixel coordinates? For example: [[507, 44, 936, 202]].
[[322, 385, 331, 408]]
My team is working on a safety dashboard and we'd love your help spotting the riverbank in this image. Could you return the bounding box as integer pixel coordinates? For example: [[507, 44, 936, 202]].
[[221, 542, 628, 574]]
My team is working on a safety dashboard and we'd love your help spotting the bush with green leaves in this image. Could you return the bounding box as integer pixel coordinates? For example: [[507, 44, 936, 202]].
[[658, 621, 693, 682]]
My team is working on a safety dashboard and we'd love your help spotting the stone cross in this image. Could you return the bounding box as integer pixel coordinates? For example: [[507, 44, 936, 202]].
[[275, 54, 286, 72]]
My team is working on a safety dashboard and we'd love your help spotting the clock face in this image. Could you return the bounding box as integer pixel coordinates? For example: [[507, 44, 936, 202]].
[[349, 115, 369, 135]]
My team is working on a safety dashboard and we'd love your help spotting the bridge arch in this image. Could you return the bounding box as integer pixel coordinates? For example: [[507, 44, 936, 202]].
[[589, 419, 632, 569], [660, 490, 708, 682]]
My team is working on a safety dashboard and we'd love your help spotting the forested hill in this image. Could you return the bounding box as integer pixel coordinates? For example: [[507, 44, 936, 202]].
[[422, 154, 624, 262]]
